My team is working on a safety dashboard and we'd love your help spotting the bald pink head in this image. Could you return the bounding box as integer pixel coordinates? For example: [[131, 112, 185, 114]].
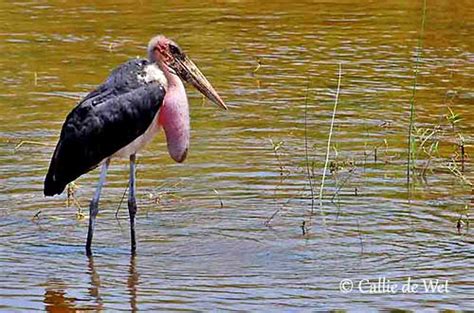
[[147, 35, 179, 64]]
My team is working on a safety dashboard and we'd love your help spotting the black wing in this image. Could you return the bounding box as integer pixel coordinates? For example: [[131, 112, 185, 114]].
[[44, 59, 166, 196]]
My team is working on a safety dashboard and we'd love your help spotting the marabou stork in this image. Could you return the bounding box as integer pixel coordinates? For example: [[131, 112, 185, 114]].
[[44, 35, 227, 255]]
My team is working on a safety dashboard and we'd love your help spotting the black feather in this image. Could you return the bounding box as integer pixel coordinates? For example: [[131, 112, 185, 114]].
[[44, 59, 166, 196]]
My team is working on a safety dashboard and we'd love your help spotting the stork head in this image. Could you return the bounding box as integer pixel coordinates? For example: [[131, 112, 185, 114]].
[[147, 35, 227, 110]]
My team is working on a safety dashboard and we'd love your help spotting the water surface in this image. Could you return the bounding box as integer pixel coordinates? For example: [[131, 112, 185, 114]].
[[0, 0, 473, 311]]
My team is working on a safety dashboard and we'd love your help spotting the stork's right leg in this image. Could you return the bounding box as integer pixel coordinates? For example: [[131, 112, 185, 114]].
[[86, 160, 110, 256], [128, 154, 138, 255]]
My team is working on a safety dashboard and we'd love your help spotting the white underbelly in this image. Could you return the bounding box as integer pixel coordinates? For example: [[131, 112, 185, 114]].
[[112, 111, 161, 158]]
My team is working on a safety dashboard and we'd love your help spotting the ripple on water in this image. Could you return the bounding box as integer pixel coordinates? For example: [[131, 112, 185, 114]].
[[0, 0, 473, 311]]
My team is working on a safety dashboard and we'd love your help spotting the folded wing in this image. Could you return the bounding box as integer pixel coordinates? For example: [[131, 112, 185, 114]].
[[44, 59, 166, 196]]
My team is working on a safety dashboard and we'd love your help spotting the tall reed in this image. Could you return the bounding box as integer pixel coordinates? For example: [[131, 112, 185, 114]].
[[319, 63, 342, 221], [407, 0, 428, 187]]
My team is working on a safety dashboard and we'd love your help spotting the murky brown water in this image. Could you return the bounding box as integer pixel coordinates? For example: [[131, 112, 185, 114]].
[[1, 0, 473, 311]]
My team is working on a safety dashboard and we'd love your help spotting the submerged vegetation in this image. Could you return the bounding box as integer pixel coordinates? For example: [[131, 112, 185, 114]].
[[265, 97, 471, 234], [262, 0, 471, 235]]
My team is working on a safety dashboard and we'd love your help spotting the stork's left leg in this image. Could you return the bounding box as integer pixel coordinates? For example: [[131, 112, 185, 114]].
[[86, 159, 110, 256], [128, 154, 138, 255]]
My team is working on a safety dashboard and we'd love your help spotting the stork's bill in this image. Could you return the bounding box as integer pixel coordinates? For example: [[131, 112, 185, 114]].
[[174, 56, 227, 110], [148, 35, 228, 110]]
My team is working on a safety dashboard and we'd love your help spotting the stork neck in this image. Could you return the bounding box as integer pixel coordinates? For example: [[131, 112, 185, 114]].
[[157, 62, 184, 90], [167, 71, 184, 90]]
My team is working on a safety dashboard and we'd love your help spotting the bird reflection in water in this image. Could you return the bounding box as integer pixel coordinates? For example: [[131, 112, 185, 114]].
[[43, 279, 78, 312], [86, 255, 103, 311], [43, 255, 139, 311], [127, 255, 139, 312]]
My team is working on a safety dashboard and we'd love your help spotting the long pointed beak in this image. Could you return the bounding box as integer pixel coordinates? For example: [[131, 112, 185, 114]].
[[175, 56, 228, 110]]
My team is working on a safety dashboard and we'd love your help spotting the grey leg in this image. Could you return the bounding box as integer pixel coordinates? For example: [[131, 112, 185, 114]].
[[128, 154, 137, 255], [86, 159, 110, 256]]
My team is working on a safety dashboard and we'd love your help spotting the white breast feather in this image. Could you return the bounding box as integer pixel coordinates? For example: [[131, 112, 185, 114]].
[[138, 64, 168, 89]]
